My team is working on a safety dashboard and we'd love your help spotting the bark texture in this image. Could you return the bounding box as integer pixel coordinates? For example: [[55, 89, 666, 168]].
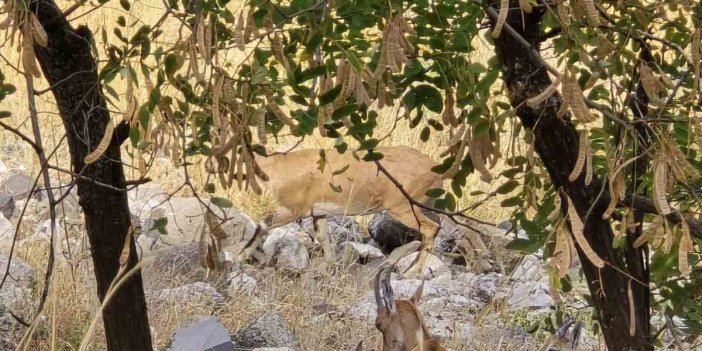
[[488, 3, 653, 350], [30, 0, 153, 349]]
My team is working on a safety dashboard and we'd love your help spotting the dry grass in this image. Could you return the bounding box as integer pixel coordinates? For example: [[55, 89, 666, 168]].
[[0, 0, 529, 349]]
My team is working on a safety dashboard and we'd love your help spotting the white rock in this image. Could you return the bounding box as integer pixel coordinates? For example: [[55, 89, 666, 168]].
[[0, 216, 12, 243], [342, 241, 385, 262], [227, 272, 257, 296], [154, 282, 224, 304], [253, 348, 293, 351], [396, 252, 450, 280], [263, 227, 309, 272], [0, 161, 7, 174]]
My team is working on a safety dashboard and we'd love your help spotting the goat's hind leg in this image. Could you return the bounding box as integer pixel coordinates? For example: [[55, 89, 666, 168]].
[[386, 205, 440, 278], [239, 207, 298, 264]]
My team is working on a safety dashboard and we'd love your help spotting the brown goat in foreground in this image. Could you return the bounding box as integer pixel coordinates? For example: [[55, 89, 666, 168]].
[[540, 317, 582, 351], [373, 265, 445, 351]]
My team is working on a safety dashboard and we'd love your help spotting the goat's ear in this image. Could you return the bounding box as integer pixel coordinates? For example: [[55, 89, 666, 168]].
[[410, 279, 424, 304], [354, 340, 363, 351], [570, 322, 582, 350]]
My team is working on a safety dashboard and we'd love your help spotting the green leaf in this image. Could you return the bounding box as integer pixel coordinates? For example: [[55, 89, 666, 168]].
[[332, 103, 358, 120], [411, 84, 443, 113], [211, 197, 233, 208], [426, 188, 446, 198], [332, 164, 350, 175], [165, 54, 179, 75], [0, 111, 11, 119], [299, 64, 327, 83], [420, 126, 430, 142], [119, 0, 130, 11], [152, 217, 168, 234], [329, 182, 343, 192], [501, 196, 522, 208], [129, 126, 140, 147], [360, 138, 380, 150], [505, 238, 539, 253], [496, 180, 520, 194], [319, 85, 342, 105]]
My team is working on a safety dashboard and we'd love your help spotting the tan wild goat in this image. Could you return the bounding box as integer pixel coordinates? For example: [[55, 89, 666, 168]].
[[373, 265, 445, 351], [241, 146, 464, 276], [540, 317, 582, 351]]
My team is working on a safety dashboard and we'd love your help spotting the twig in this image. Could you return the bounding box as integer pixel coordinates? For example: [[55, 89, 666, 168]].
[[373, 160, 496, 232]]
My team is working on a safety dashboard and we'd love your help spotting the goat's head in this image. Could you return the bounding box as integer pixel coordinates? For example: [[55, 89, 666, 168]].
[[373, 266, 441, 351], [541, 317, 582, 351]]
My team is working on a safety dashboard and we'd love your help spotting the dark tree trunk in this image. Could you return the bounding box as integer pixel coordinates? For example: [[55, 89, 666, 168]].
[[30, 0, 153, 349], [487, 4, 652, 350]]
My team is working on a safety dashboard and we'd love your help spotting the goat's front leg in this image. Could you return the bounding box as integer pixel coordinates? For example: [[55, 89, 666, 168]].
[[239, 207, 298, 264], [312, 214, 336, 265]]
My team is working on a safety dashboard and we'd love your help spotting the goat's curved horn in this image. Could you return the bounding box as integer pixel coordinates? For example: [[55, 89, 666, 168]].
[[556, 317, 576, 338], [374, 265, 386, 312], [381, 266, 397, 314]]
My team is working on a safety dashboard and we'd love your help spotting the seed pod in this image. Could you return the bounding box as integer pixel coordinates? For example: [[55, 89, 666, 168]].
[[119, 229, 132, 266], [244, 9, 255, 43], [551, 222, 571, 278], [584, 143, 593, 186], [123, 95, 138, 123], [653, 157, 672, 215], [22, 36, 41, 78], [583, 0, 600, 27], [84, 120, 114, 164], [256, 108, 268, 144], [527, 74, 562, 107], [492, 0, 509, 38], [566, 195, 605, 268], [242, 143, 262, 194], [678, 216, 693, 277], [640, 64, 666, 107], [29, 13, 47, 47], [196, 15, 209, 64], [442, 89, 458, 127], [627, 280, 635, 336], [518, 0, 532, 13], [569, 129, 588, 182], [265, 88, 297, 128], [212, 74, 224, 128], [235, 11, 245, 50]]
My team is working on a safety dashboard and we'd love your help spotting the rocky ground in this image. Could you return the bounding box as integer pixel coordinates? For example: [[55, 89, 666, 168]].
[[0, 160, 601, 350]]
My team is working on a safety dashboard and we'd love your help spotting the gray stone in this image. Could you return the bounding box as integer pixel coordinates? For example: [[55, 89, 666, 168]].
[[341, 241, 385, 263], [1, 173, 33, 200], [0, 216, 12, 244], [226, 271, 257, 296], [0, 192, 13, 219], [0, 161, 6, 175], [262, 227, 309, 272], [253, 348, 294, 351], [231, 312, 297, 349], [142, 243, 204, 290], [396, 252, 450, 280], [300, 215, 363, 247], [0, 255, 34, 309], [170, 316, 233, 351]]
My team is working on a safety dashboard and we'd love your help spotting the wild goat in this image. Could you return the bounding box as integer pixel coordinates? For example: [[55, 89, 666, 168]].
[[540, 318, 582, 351], [373, 265, 445, 351], [241, 146, 462, 276]]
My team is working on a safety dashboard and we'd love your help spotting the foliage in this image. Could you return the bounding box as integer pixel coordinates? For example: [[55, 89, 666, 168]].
[[2, 0, 702, 346]]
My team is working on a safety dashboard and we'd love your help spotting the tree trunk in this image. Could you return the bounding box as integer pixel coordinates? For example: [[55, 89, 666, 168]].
[[487, 4, 652, 350], [30, 1, 153, 349]]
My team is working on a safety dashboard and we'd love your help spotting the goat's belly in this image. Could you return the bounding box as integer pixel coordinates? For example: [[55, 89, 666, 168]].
[[312, 202, 380, 216]]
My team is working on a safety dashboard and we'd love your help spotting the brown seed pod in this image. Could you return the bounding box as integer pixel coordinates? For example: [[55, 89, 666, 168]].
[[527, 74, 562, 107], [442, 89, 459, 127], [256, 108, 268, 144], [492, 0, 509, 38], [123, 95, 138, 123], [196, 15, 209, 64], [244, 8, 255, 43], [583, 0, 600, 27], [119, 229, 132, 266], [518, 0, 532, 13], [242, 143, 262, 194], [652, 156, 672, 215], [640, 63, 666, 107], [678, 216, 693, 277], [84, 120, 114, 164], [265, 88, 297, 128], [212, 74, 224, 128], [566, 195, 605, 268], [551, 222, 571, 279], [569, 129, 588, 182], [235, 11, 245, 50], [627, 280, 635, 337], [584, 142, 593, 186], [21, 36, 41, 78], [29, 13, 47, 47]]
